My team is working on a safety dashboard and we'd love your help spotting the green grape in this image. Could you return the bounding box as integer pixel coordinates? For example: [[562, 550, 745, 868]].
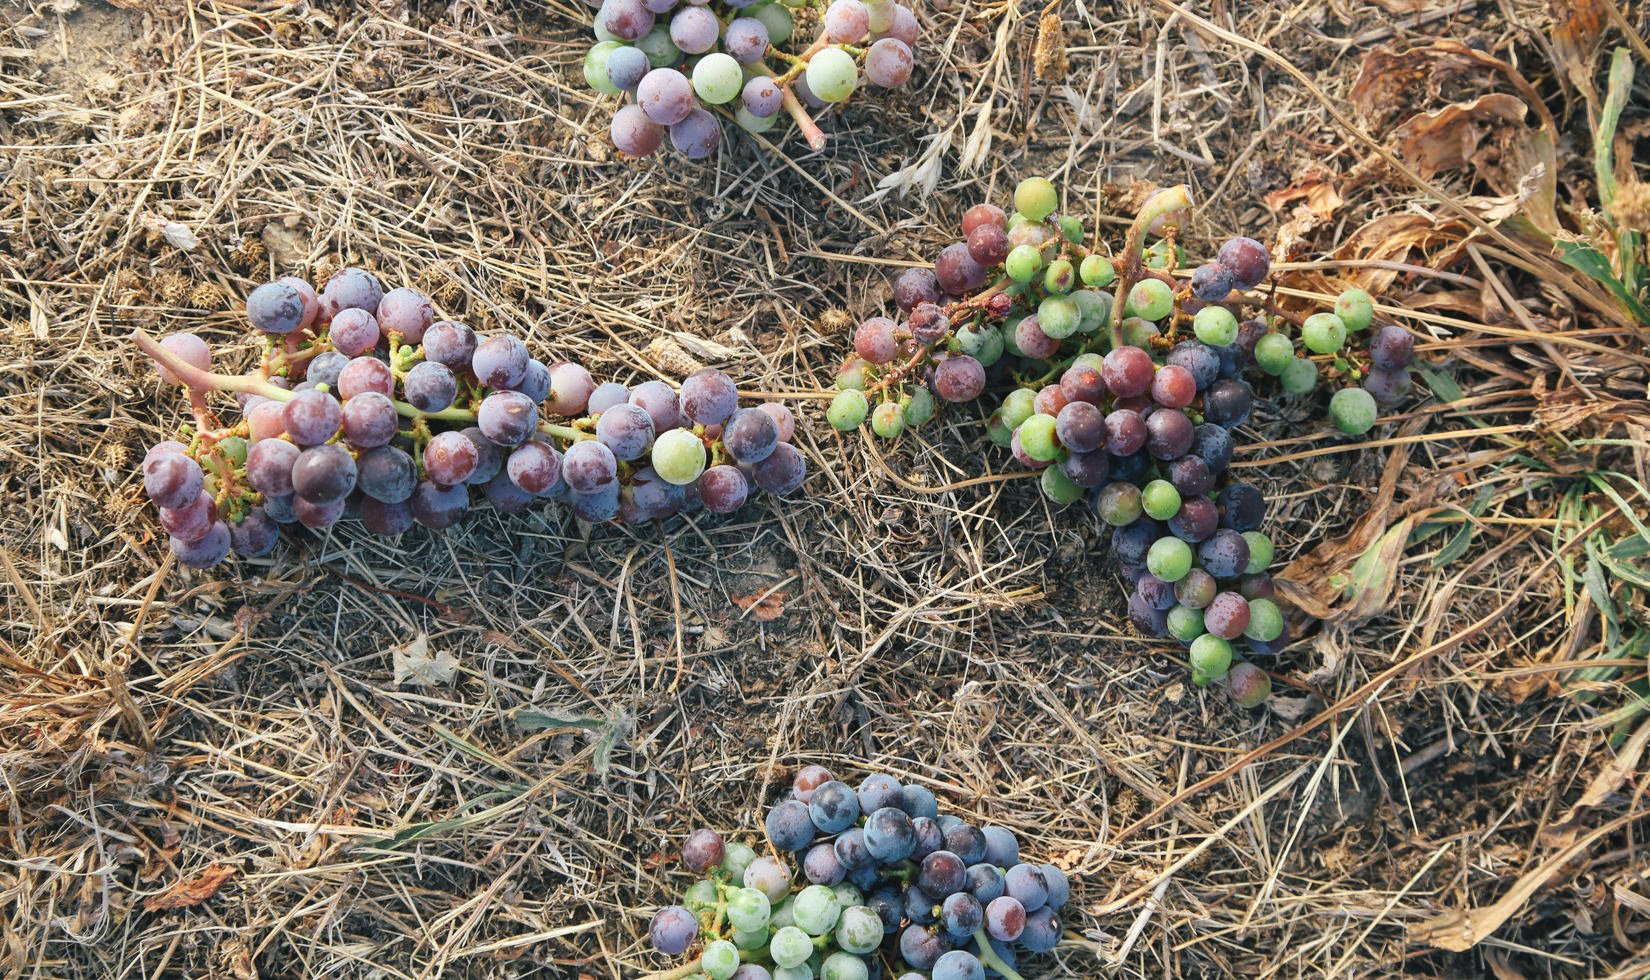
[[1141, 479, 1181, 520], [770, 926, 814, 968], [1006, 212, 1027, 230], [871, 400, 905, 438], [1301, 312, 1347, 354], [732, 927, 768, 951], [1334, 287, 1374, 332], [904, 386, 936, 427], [1166, 605, 1206, 643], [218, 435, 248, 466], [1038, 295, 1080, 339], [1072, 352, 1106, 371], [652, 428, 707, 484], [1146, 536, 1194, 582], [753, 1, 794, 43], [956, 323, 990, 356], [1244, 597, 1284, 642], [1144, 239, 1183, 270], [1043, 258, 1075, 294], [986, 412, 1014, 446], [792, 884, 841, 936], [1014, 177, 1059, 221], [770, 895, 796, 930], [1120, 316, 1160, 349], [1253, 332, 1294, 375], [584, 41, 623, 95], [829, 882, 863, 908], [1058, 214, 1084, 245], [827, 389, 869, 430], [973, 323, 1005, 366], [1000, 388, 1037, 430], [1241, 531, 1274, 574], [1080, 254, 1116, 287], [637, 25, 680, 67], [1329, 386, 1377, 435], [721, 841, 757, 881], [821, 952, 869, 980], [1096, 482, 1142, 525], [1071, 290, 1110, 333], [694, 53, 744, 104], [1192, 306, 1238, 346], [806, 47, 858, 102], [727, 886, 772, 932], [702, 940, 741, 980], [1041, 466, 1083, 504], [684, 878, 719, 914], [1018, 413, 1059, 461], [773, 968, 811, 980], [1278, 357, 1318, 395], [1005, 244, 1044, 283], [737, 107, 779, 133], [1189, 634, 1234, 682], [999, 316, 1025, 357], [835, 906, 882, 955], [1124, 278, 1174, 321]]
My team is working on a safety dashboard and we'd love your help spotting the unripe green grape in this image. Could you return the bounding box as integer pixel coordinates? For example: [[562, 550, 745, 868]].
[[1329, 386, 1377, 435], [903, 386, 936, 427], [727, 886, 772, 932], [835, 906, 883, 954], [1005, 244, 1044, 283], [637, 25, 680, 67], [973, 323, 1005, 366], [693, 53, 744, 104], [584, 41, 623, 95], [721, 841, 757, 880], [753, 1, 794, 43], [837, 359, 871, 391], [1058, 214, 1084, 244], [821, 952, 869, 980], [1120, 316, 1160, 349], [769, 926, 813, 968], [956, 323, 989, 356], [1253, 332, 1294, 375], [219, 435, 248, 466], [1147, 536, 1194, 582], [702, 941, 741, 980], [986, 411, 1014, 446], [1080, 254, 1116, 287], [737, 107, 779, 132], [806, 47, 858, 102], [1071, 290, 1110, 333], [1243, 597, 1284, 642], [770, 895, 796, 929], [1301, 312, 1348, 354], [1279, 357, 1318, 395], [684, 878, 719, 913], [1189, 634, 1233, 681], [1125, 278, 1174, 321], [1226, 661, 1272, 707], [1000, 388, 1037, 430], [1166, 604, 1206, 643], [827, 389, 869, 430], [1334, 287, 1374, 332], [1041, 465, 1083, 505], [1241, 531, 1274, 574], [870, 400, 905, 438], [1014, 177, 1059, 221], [732, 927, 768, 950], [1141, 479, 1181, 520], [1144, 239, 1183, 270], [1096, 482, 1142, 525], [999, 316, 1024, 356], [1017, 413, 1059, 461], [651, 427, 707, 484], [1192, 306, 1238, 346], [1044, 258, 1075, 294], [830, 881, 863, 908], [1072, 352, 1106, 371], [792, 884, 841, 936], [1037, 295, 1080, 339]]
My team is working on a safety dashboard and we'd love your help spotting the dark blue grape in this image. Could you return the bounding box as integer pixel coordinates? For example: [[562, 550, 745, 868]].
[[1198, 529, 1250, 578], [1111, 518, 1162, 566], [864, 807, 916, 864], [981, 826, 1019, 868], [1168, 340, 1219, 390], [940, 892, 983, 941], [1061, 449, 1109, 487], [1203, 379, 1253, 428], [1107, 450, 1151, 484], [723, 407, 779, 463], [918, 851, 966, 897], [966, 863, 1006, 903], [649, 905, 698, 955], [1128, 591, 1169, 635], [1168, 496, 1219, 543], [1190, 424, 1233, 472], [1168, 455, 1214, 496], [899, 923, 944, 968], [834, 827, 874, 870], [1019, 906, 1061, 953], [808, 780, 861, 834], [1137, 574, 1177, 610], [857, 773, 903, 814], [899, 784, 939, 819], [867, 884, 904, 934], [911, 817, 944, 859], [931, 950, 985, 980], [766, 799, 814, 852], [803, 842, 846, 885], [1218, 483, 1265, 531], [1040, 864, 1070, 909], [944, 823, 987, 865], [1189, 262, 1233, 302], [1004, 864, 1048, 912]]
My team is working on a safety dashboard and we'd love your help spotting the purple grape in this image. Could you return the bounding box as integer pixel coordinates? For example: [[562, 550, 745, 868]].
[[669, 108, 720, 159], [516, 359, 551, 402], [943, 823, 987, 865], [696, 465, 748, 513], [610, 104, 663, 156], [247, 281, 307, 334], [1168, 454, 1213, 496], [328, 307, 381, 357], [985, 895, 1026, 942], [935, 242, 988, 294], [291, 443, 357, 503], [482, 469, 535, 514], [751, 442, 805, 494], [424, 430, 479, 485], [588, 382, 631, 414], [1217, 236, 1270, 290], [917, 850, 966, 897], [854, 316, 899, 364], [472, 335, 528, 390], [403, 361, 457, 413], [228, 509, 279, 558], [567, 486, 621, 522], [865, 37, 913, 87], [680, 369, 738, 424], [933, 355, 985, 402], [1168, 340, 1220, 390], [337, 357, 392, 400], [741, 76, 783, 117], [1189, 262, 1233, 301], [606, 44, 651, 90], [562, 440, 618, 492], [1146, 408, 1194, 459], [637, 68, 694, 126], [804, 842, 847, 885], [648, 906, 697, 955], [1204, 591, 1251, 639], [681, 828, 725, 873], [1061, 449, 1109, 487], [723, 407, 779, 463], [595, 402, 655, 460], [1168, 495, 1218, 542], [477, 390, 539, 447], [376, 287, 433, 343], [170, 521, 230, 568], [507, 441, 562, 494], [758, 402, 795, 442], [1060, 363, 1106, 404], [1198, 528, 1251, 578], [357, 445, 417, 503], [409, 480, 467, 529], [900, 924, 945, 970], [893, 268, 941, 311], [245, 440, 299, 497], [1055, 401, 1104, 452], [1104, 409, 1147, 455], [1364, 366, 1411, 404], [1369, 325, 1414, 369], [668, 5, 718, 53], [159, 490, 215, 541], [144, 451, 204, 509], [422, 321, 476, 369], [361, 496, 415, 534], [341, 391, 398, 448], [602, 0, 655, 41], [722, 16, 769, 62], [318, 268, 384, 323], [940, 892, 983, 941], [546, 362, 596, 416], [1137, 573, 1177, 610], [1112, 518, 1162, 565], [283, 390, 342, 446], [628, 380, 681, 431], [1103, 346, 1154, 397]]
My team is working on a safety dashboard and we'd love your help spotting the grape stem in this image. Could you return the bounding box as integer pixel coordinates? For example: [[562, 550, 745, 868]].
[[972, 927, 1027, 980], [780, 87, 828, 152], [1109, 185, 1193, 349], [131, 329, 590, 444]]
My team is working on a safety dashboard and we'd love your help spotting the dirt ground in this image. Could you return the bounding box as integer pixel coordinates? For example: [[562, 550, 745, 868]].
[[2, 0, 1649, 977]]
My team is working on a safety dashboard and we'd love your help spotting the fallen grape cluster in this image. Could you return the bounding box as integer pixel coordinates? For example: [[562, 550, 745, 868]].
[[645, 767, 1065, 980], [136, 270, 806, 570], [827, 179, 1421, 704], [585, 0, 919, 158]]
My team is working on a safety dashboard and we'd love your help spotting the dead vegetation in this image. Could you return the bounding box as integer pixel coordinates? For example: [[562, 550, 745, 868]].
[[1, 0, 1648, 977]]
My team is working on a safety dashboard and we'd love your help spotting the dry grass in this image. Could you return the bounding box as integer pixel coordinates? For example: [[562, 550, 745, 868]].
[[2, 0, 1649, 977]]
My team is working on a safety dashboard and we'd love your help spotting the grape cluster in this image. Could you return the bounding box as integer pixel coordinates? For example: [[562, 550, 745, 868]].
[[136, 270, 806, 570], [646, 767, 1065, 980], [825, 179, 1423, 704], [585, 0, 920, 159]]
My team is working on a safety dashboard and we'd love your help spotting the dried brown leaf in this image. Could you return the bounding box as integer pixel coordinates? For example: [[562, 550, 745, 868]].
[[732, 590, 788, 621], [143, 863, 236, 912]]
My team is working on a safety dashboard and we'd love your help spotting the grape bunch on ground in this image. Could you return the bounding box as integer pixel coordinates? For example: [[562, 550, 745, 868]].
[[826, 178, 1421, 703], [585, 0, 919, 157], [645, 767, 1067, 980], [135, 270, 806, 570]]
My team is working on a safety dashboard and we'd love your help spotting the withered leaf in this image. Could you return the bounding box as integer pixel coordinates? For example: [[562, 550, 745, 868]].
[[144, 863, 236, 912], [732, 590, 788, 621]]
